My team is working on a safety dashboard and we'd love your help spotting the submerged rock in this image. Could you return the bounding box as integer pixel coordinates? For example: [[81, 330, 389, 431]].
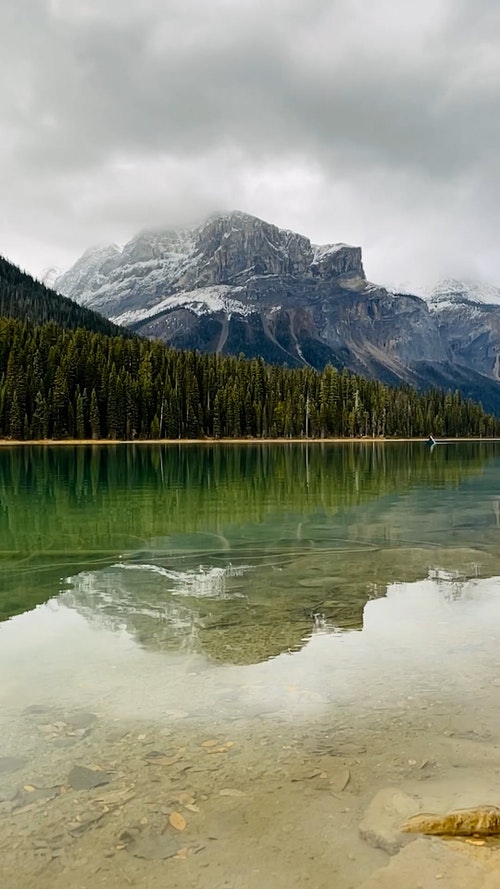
[[359, 787, 420, 855], [65, 711, 98, 730], [68, 765, 111, 790], [402, 806, 500, 837], [125, 831, 180, 860], [357, 837, 492, 889], [0, 757, 28, 775], [12, 784, 61, 809]]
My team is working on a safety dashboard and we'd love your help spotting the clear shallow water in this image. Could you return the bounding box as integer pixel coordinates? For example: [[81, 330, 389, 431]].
[[2, 442, 500, 888]]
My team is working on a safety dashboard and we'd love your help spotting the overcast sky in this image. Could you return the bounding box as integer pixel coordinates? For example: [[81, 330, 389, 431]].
[[2, 0, 500, 289]]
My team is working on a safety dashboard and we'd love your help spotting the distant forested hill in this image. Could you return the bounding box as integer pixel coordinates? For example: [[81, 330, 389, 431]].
[[0, 316, 497, 441], [0, 255, 127, 337]]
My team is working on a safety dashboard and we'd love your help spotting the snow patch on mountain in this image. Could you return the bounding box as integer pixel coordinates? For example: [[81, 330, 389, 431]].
[[54, 244, 123, 306], [312, 242, 351, 261], [41, 266, 64, 289], [390, 278, 500, 310], [429, 279, 500, 309], [110, 286, 256, 326]]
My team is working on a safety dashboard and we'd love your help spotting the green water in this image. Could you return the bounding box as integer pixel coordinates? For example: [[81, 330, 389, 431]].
[[1, 441, 500, 658], [2, 442, 500, 888], [0, 441, 497, 600], [2, 440, 500, 695]]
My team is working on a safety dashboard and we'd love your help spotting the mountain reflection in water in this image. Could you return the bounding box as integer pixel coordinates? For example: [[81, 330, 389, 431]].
[[58, 552, 488, 666], [1, 568, 499, 725], [1, 441, 500, 711], [1, 440, 498, 620]]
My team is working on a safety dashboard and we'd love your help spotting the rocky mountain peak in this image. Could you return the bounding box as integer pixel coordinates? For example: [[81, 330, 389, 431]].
[[51, 211, 366, 312], [187, 211, 365, 288], [43, 210, 500, 414], [187, 210, 314, 287], [53, 243, 122, 303]]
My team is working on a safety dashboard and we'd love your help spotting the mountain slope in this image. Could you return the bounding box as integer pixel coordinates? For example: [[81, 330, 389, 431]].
[[0, 255, 127, 336], [50, 212, 500, 413]]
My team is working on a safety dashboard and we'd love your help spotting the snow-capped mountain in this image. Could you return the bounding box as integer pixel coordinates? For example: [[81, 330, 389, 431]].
[[426, 279, 500, 311], [51, 211, 365, 324], [390, 278, 500, 310], [48, 211, 500, 413]]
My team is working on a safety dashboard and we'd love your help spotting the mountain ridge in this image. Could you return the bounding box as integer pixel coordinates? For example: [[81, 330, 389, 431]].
[[46, 211, 500, 413]]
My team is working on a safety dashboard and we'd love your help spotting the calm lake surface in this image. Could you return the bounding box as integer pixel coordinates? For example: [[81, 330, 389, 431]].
[[2, 442, 500, 888]]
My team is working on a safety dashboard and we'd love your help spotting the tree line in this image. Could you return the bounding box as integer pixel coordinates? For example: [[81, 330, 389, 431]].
[[0, 316, 498, 440]]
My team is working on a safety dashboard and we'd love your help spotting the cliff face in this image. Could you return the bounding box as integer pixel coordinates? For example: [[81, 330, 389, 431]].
[[424, 283, 500, 382], [54, 212, 367, 315], [51, 211, 500, 413]]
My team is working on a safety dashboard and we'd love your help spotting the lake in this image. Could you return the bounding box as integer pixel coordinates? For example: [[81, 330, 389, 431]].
[[2, 442, 500, 888]]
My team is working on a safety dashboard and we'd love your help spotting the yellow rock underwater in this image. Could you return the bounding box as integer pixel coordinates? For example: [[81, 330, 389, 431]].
[[402, 806, 500, 836]]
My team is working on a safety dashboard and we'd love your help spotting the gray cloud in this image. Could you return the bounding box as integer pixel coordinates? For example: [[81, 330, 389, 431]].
[[1, 0, 500, 287]]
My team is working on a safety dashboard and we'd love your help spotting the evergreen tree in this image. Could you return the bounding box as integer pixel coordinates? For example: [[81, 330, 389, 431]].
[[8, 391, 22, 440], [90, 388, 100, 440], [52, 365, 69, 438], [31, 391, 48, 440], [75, 390, 86, 439]]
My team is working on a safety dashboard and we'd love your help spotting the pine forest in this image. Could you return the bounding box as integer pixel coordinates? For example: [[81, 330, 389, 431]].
[[0, 316, 497, 441]]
